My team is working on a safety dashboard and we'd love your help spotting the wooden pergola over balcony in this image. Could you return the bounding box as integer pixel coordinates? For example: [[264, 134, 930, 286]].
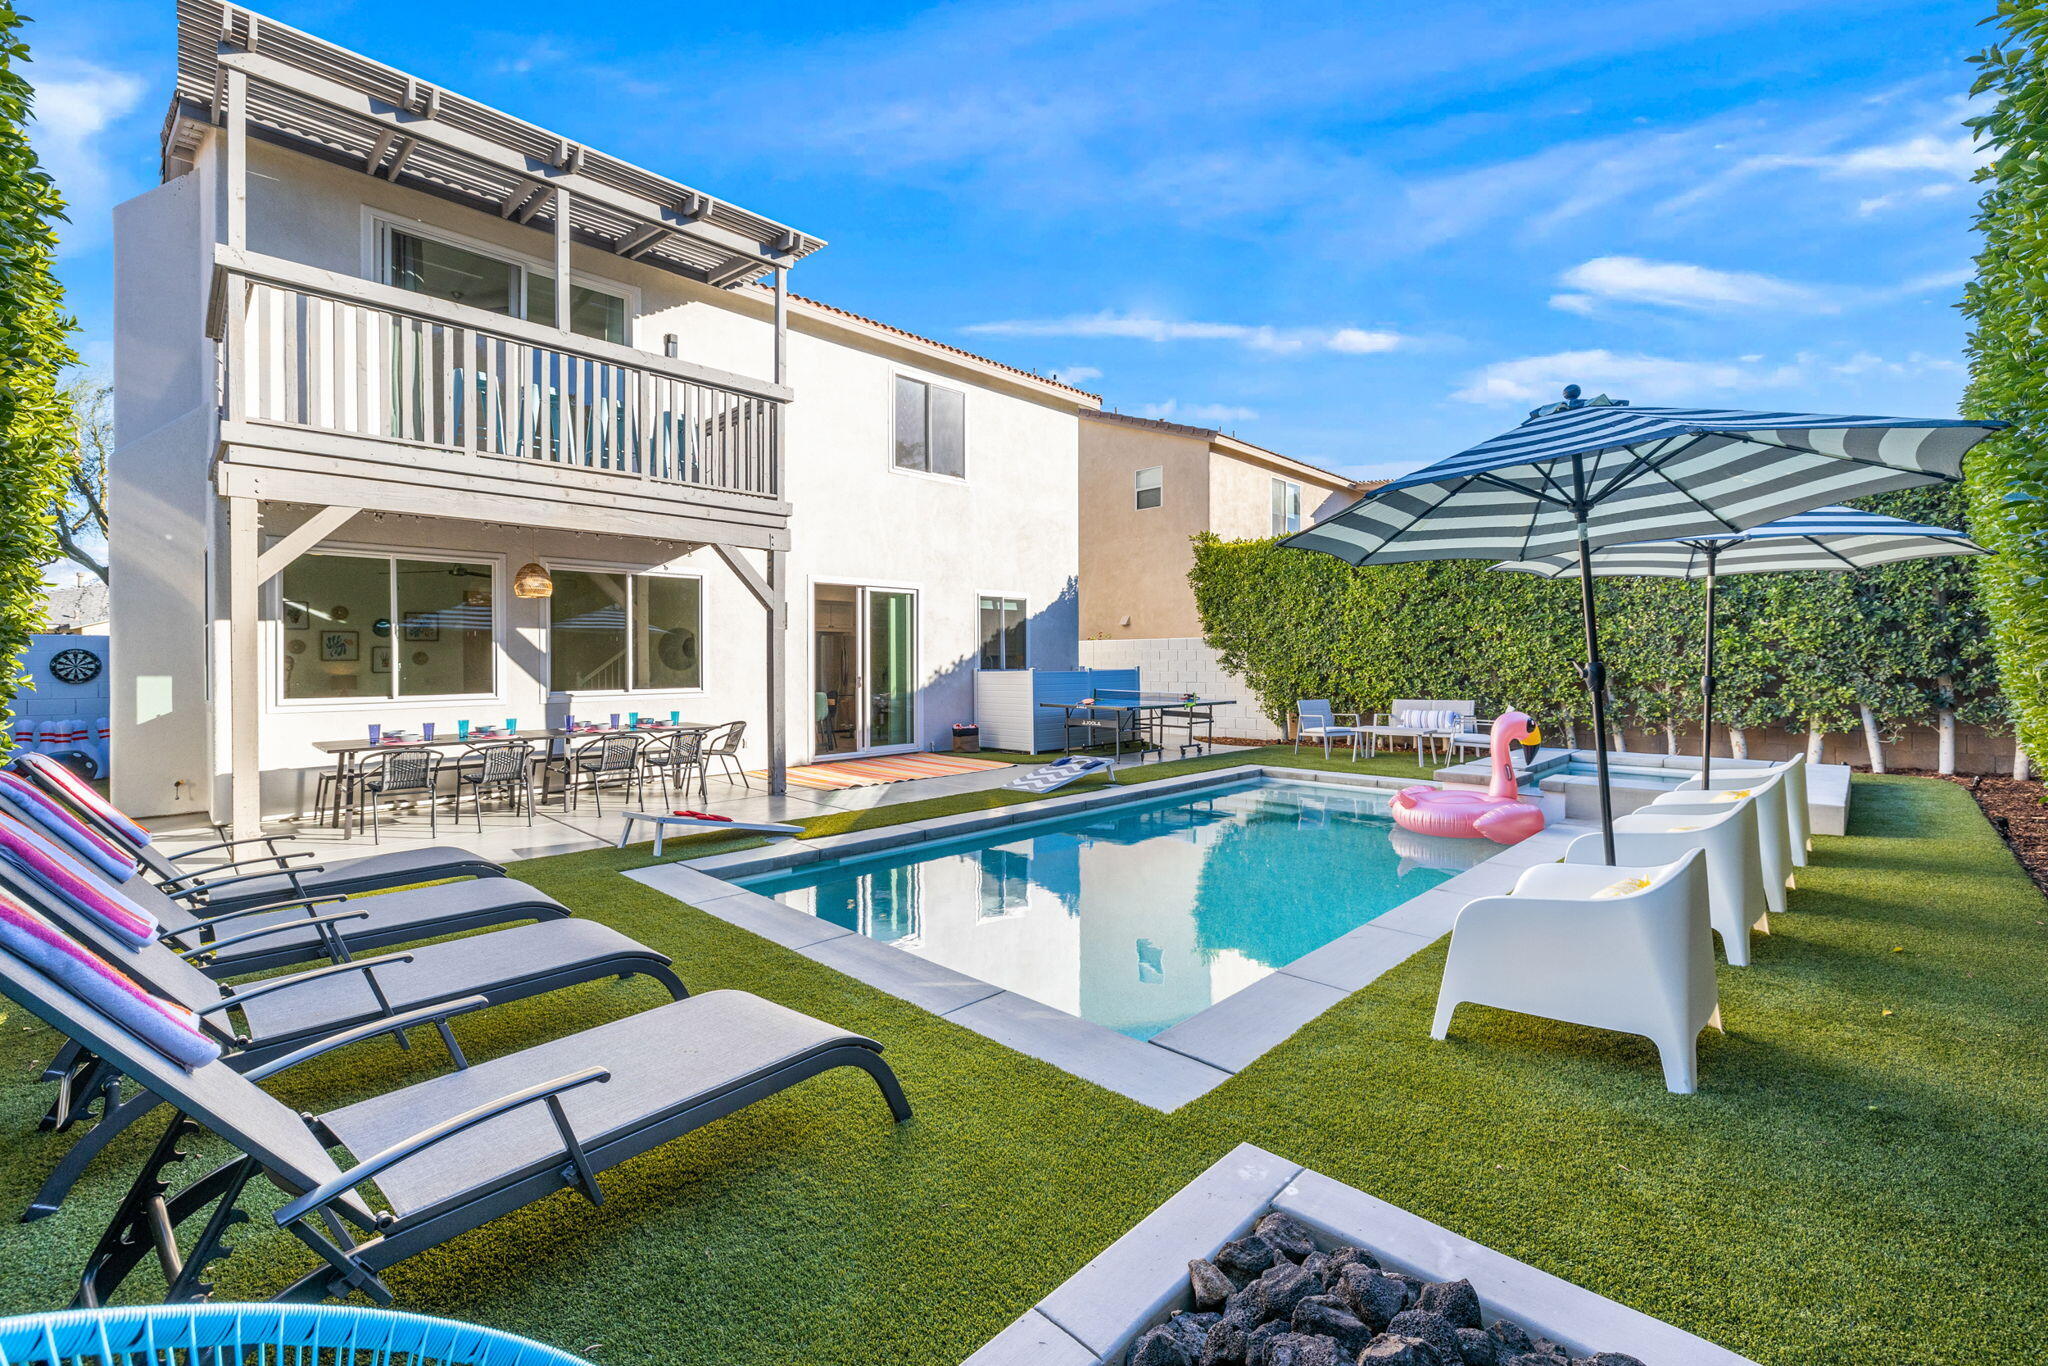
[[173, 1, 818, 831]]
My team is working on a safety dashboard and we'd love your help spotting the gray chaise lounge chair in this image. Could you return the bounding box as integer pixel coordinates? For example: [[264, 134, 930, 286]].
[[12, 756, 509, 913], [0, 941, 907, 1305], [3, 864, 687, 1221]]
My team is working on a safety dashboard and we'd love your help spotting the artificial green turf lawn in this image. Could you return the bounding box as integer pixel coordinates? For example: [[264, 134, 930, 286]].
[[2, 751, 2044, 1365]]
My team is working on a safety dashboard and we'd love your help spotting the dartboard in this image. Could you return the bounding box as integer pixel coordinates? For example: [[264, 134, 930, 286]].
[[48, 648, 103, 685]]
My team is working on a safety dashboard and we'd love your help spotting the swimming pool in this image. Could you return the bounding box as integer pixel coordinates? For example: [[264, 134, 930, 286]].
[[1557, 763, 1692, 787], [742, 779, 1454, 1040]]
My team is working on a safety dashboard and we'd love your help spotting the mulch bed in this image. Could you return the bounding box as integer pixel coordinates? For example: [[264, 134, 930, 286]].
[[1890, 768, 2048, 896]]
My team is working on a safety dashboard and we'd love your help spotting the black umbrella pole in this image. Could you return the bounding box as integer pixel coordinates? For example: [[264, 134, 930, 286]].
[[1700, 565, 1718, 786], [1576, 535, 1617, 864]]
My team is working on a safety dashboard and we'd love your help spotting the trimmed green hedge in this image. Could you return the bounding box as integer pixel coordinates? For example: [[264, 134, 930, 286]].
[[0, 3, 81, 740], [1189, 484, 2004, 762], [1966, 7, 2048, 769]]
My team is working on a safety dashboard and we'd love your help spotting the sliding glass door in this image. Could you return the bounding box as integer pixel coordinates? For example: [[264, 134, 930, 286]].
[[813, 585, 917, 757]]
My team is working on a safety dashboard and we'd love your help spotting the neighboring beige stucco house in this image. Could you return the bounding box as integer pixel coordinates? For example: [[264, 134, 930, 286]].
[[1077, 409, 1372, 736]]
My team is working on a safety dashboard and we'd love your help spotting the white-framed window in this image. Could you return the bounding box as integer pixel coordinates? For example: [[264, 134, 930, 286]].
[[547, 568, 703, 694], [374, 218, 631, 344], [1134, 465, 1163, 510], [1271, 478, 1303, 535], [894, 375, 966, 477], [978, 596, 1028, 670], [279, 551, 497, 701]]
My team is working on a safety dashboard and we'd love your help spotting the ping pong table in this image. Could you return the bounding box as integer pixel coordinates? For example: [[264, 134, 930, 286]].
[[1039, 690, 1235, 763]]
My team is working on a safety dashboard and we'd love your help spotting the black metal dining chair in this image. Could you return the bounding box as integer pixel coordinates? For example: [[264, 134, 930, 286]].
[[544, 732, 646, 814], [640, 728, 708, 806], [454, 739, 536, 829], [353, 746, 444, 844], [701, 720, 749, 790]]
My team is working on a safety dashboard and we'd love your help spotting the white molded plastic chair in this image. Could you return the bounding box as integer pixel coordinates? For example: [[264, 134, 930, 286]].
[[1676, 755, 1809, 867], [1292, 699, 1366, 760], [1651, 769, 1793, 910], [1431, 849, 1720, 1094], [1565, 804, 1768, 966]]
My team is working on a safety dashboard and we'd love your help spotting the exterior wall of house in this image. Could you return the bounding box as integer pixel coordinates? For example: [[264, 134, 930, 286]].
[[1205, 449, 1355, 544], [1078, 419, 1213, 639], [109, 135, 1083, 816], [1077, 636, 1283, 741]]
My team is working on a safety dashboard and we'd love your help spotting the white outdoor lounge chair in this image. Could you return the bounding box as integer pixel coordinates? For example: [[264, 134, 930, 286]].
[[1432, 849, 1719, 1094], [1650, 770, 1794, 912], [1564, 803, 1769, 966], [1292, 701, 1366, 760], [1675, 754, 1810, 867], [1359, 699, 1475, 766]]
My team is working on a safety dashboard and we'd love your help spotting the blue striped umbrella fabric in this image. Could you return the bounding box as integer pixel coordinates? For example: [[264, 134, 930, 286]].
[[1490, 505, 1985, 578], [1491, 505, 1984, 784], [1279, 387, 2005, 860], [1285, 395, 2004, 566]]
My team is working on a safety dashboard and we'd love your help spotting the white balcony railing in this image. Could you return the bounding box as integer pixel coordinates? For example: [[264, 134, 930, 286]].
[[210, 249, 787, 500]]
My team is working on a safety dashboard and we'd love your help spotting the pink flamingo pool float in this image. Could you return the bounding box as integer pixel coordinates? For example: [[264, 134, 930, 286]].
[[1389, 711, 1547, 845]]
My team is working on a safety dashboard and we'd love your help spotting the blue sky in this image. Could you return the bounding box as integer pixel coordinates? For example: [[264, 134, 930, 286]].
[[30, 0, 1991, 480]]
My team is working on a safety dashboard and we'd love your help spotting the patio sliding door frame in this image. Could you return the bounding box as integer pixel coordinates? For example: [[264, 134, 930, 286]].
[[806, 576, 921, 763]]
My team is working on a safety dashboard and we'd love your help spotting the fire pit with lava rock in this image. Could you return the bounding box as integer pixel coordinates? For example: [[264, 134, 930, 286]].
[[1127, 1212, 1647, 1366]]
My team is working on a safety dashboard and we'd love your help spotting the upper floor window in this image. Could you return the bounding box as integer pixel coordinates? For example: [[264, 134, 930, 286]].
[[1271, 478, 1303, 535], [548, 568, 702, 693], [280, 552, 495, 701], [381, 224, 629, 345], [979, 596, 1028, 670], [894, 376, 966, 477], [1134, 466, 1163, 510]]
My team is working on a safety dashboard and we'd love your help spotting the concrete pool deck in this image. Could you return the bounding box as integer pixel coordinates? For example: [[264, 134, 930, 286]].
[[627, 764, 1593, 1111]]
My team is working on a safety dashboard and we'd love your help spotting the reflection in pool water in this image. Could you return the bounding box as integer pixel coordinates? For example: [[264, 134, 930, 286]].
[[744, 780, 1455, 1040]]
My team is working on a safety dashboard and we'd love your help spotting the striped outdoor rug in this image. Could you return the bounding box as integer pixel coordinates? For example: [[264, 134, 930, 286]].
[[752, 752, 1014, 791]]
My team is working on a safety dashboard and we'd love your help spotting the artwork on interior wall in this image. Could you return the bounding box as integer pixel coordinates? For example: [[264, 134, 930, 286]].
[[410, 650, 430, 667], [283, 601, 308, 630], [321, 630, 360, 662], [373, 617, 392, 638], [331, 604, 351, 622], [370, 645, 392, 675], [286, 638, 307, 655], [401, 614, 439, 642]]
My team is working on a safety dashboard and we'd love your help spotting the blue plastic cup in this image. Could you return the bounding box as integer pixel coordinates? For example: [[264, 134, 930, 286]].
[[669, 710, 680, 726], [629, 712, 640, 727], [609, 713, 621, 730], [422, 721, 436, 741], [505, 718, 518, 734], [458, 719, 470, 739], [368, 723, 382, 744]]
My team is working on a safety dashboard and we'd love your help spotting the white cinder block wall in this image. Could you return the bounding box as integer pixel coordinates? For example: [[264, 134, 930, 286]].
[[1078, 637, 1282, 741]]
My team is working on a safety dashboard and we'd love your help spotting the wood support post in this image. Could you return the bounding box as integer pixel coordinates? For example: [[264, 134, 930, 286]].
[[225, 68, 248, 253], [766, 548, 786, 796], [553, 188, 572, 332], [227, 497, 262, 837]]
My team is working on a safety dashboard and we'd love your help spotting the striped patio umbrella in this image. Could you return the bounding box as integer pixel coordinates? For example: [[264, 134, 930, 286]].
[[1282, 387, 2005, 860], [1494, 506, 1984, 783]]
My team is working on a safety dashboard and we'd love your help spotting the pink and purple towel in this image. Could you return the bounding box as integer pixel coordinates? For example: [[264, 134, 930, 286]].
[[0, 813, 159, 947], [12, 753, 152, 850], [0, 769, 135, 881]]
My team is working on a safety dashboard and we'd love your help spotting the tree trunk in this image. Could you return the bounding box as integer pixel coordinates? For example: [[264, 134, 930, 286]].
[[1859, 704, 1886, 775], [1728, 727, 1749, 759], [1663, 723, 1679, 754], [2016, 742, 2031, 782], [1936, 674, 1958, 775], [1806, 727, 1826, 763]]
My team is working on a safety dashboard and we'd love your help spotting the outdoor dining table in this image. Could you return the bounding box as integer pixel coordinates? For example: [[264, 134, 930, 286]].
[[310, 721, 723, 834]]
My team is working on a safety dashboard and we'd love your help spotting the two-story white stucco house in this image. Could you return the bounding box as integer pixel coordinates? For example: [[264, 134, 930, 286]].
[[109, 2, 1095, 830]]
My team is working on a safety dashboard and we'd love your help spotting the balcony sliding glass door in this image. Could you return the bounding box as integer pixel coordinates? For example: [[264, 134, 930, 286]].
[[813, 585, 917, 758]]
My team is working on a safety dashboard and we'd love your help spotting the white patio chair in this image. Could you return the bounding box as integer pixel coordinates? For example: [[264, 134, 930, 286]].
[[1432, 849, 1719, 1094], [1444, 716, 1499, 761], [1358, 698, 1475, 766], [1292, 700, 1366, 760], [1565, 803, 1769, 966], [1650, 769, 1793, 912], [1675, 754, 1810, 867]]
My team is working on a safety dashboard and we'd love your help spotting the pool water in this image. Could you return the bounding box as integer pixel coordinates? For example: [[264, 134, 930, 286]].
[[743, 779, 1456, 1040], [1558, 763, 1692, 787]]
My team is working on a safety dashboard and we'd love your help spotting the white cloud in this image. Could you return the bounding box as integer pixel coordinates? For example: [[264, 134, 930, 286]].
[[1049, 364, 1102, 384], [1452, 349, 1798, 405], [1137, 400, 1260, 425], [1551, 256, 1831, 314], [963, 311, 1404, 356], [29, 58, 147, 249]]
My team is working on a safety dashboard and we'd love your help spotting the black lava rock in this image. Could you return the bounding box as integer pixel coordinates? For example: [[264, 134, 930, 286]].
[[1336, 1266, 1411, 1332], [1386, 1309, 1464, 1364], [1127, 1324, 1193, 1366], [1502, 1355, 1569, 1366], [1264, 1333, 1339, 1366], [1161, 1313, 1221, 1356], [1255, 1212, 1318, 1262], [1215, 1235, 1279, 1286], [1199, 1322, 1249, 1366], [1290, 1295, 1372, 1356], [1191, 1259, 1237, 1312], [1386, 1272, 1427, 1309], [1454, 1326, 1499, 1366], [1571, 1356, 1648, 1366], [1244, 1319, 1290, 1366], [1417, 1279, 1483, 1330], [1257, 1261, 1316, 1322], [1486, 1320, 1534, 1354], [1299, 1251, 1331, 1288], [1356, 1335, 1449, 1365], [1324, 1246, 1382, 1279]]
